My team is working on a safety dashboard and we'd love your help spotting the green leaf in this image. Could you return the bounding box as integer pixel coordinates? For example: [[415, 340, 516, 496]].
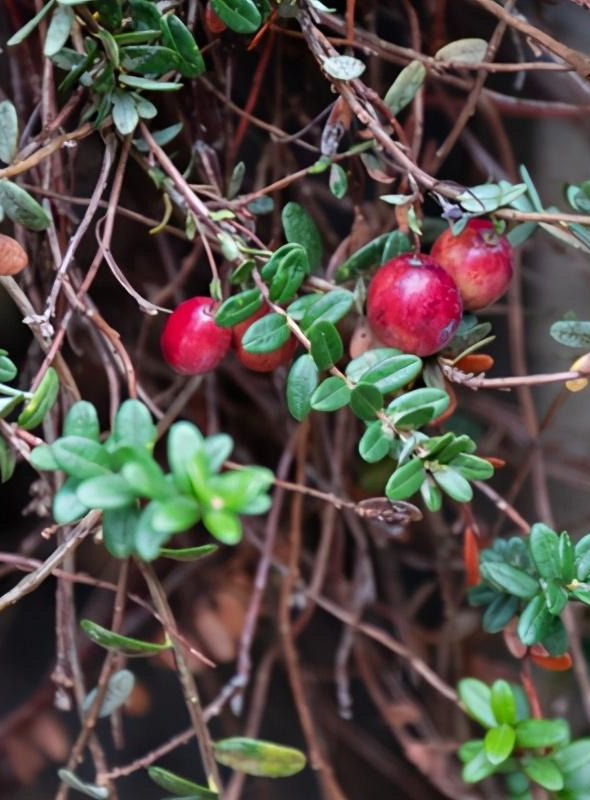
[[242, 313, 289, 354], [0, 436, 15, 483], [7, 0, 56, 46], [349, 382, 383, 420], [159, 544, 218, 561], [308, 320, 343, 370], [64, 401, 100, 441], [310, 376, 351, 412], [112, 91, 139, 135], [286, 355, 319, 421], [167, 14, 205, 77], [358, 421, 392, 463], [346, 349, 422, 394], [77, 474, 136, 510], [435, 38, 488, 64], [522, 757, 564, 791], [203, 508, 242, 545], [268, 247, 308, 303], [261, 243, 305, 281], [53, 477, 88, 524], [323, 55, 366, 81], [206, 467, 273, 512], [130, 0, 162, 30], [543, 579, 568, 615], [420, 478, 442, 512], [529, 522, 560, 579], [558, 531, 575, 583], [203, 433, 233, 473], [133, 502, 170, 560], [210, 0, 262, 34], [56, 770, 108, 800], [0, 353, 17, 382], [517, 594, 553, 645], [449, 453, 494, 481], [554, 739, 590, 774], [479, 562, 538, 599], [334, 232, 391, 281], [550, 320, 590, 349], [462, 748, 496, 783], [215, 289, 262, 327], [83, 669, 135, 719], [491, 680, 517, 726], [117, 451, 168, 499], [168, 421, 205, 494], [540, 614, 568, 655], [17, 368, 59, 430], [151, 496, 201, 533], [458, 678, 497, 729], [384, 60, 426, 115], [133, 122, 183, 152], [484, 725, 515, 765], [387, 387, 449, 429], [80, 619, 172, 655], [114, 400, 156, 450], [118, 74, 182, 92], [281, 202, 323, 270], [120, 44, 180, 75], [0, 180, 51, 230], [300, 289, 354, 331], [103, 506, 139, 558], [432, 467, 473, 502], [385, 459, 425, 501], [44, 5, 74, 57], [0, 101, 19, 164], [213, 737, 306, 778], [51, 436, 111, 480], [228, 162, 245, 199], [0, 394, 24, 419], [457, 183, 527, 214], [381, 230, 412, 263], [148, 766, 218, 798], [30, 444, 59, 471], [482, 594, 518, 633], [329, 163, 347, 199]]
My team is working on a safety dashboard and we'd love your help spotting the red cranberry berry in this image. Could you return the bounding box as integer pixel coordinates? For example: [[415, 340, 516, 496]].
[[161, 296, 231, 375], [430, 219, 513, 311], [366, 253, 463, 357]]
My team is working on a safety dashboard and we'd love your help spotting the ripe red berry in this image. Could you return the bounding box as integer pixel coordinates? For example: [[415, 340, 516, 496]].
[[233, 307, 297, 372], [205, 2, 227, 33], [430, 219, 513, 311], [161, 296, 231, 375], [366, 253, 463, 357]]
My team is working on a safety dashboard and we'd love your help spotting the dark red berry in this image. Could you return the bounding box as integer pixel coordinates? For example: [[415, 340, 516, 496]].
[[430, 219, 513, 311], [366, 253, 463, 357], [233, 307, 297, 372], [161, 296, 231, 375]]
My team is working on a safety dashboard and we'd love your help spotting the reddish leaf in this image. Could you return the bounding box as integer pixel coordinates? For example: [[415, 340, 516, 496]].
[[464, 525, 480, 587], [455, 353, 495, 373]]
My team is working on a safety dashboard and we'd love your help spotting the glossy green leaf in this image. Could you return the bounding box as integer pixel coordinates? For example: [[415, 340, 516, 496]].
[[300, 289, 354, 332], [387, 387, 449, 428], [346, 348, 421, 394], [103, 506, 139, 558], [44, 5, 74, 56], [529, 522, 560, 579], [151, 496, 201, 533], [358, 421, 391, 463], [269, 247, 308, 303], [310, 376, 350, 412], [381, 230, 412, 263], [517, 594, 553, 645], [114, 400, 156, 450], [215, 289, 262, 327], [349, 382, 383, 420], [484, 724, 515, 765], [30, 444, 59, 471], [80, 618, 172, 655], [207, 467, 273, 512], [210, 0, 262, 34], [286, 354, 319, 421], [7, 0, 56, 46], [550, 319, 590, 349], [384, 60, 426, 115], [523, 757, 564, 791], [120, 44, 180, 75], [64, 401, 100, 441], [482, 594, 518, 633], [261, 243, 306, 281], [242, 313, 289, 354], [385, 458, 425, 501], [458, 739, 484, 764], [167, 14, 205, 77], [458, 678, 497, 729], [0, 101, 18, 164], [0, 353, 17, 382], [0, 394, 24, 419], [130, 0, 162, 30], [329, 163, 347, 198], [159, 544, 218, 561], [281, 202, 322, 270], [148, 766, 217, 798], [213, 737, 306, 778], [17, 368, 59, 430], [53, 478, 88, 524], [420, 478, 442, 512], [334, 232, 391, 281], [323, 55, 366, 81], [203, 508, 242, 545], [490, 680, 517, 726], [461, 748, 496, 783], [308, 320, 343, 370], [112, 91, 139, 135], [558, 531, 575, 583], [435, 37, 487, 64], [480, 562, 538, 599], [203, 433, 233, 473], [57, 770, 108, 800], [168, 421, 205, 494], [432, 467, 473, 502], [0, 180, 51, 231], [77, 474, 137, 510], [540, 614, 568, 656], [543, 579, 568, 615], [83, 669, 135, 719], [449, 453, 493, 481], [133, 122, 183, 152], [0, 436, 15, 483], [554, 739, 590, 774], [51, 436, 111, 480], [118, 74, 182, 91]]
